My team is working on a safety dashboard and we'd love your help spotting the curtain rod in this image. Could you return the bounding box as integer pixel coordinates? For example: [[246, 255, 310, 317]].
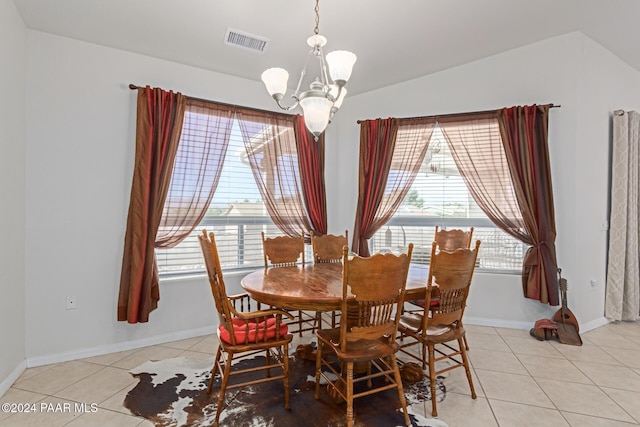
[[129, 85, 560, 124], [128, 84, 293, 118], [356, 103, 561, 124]]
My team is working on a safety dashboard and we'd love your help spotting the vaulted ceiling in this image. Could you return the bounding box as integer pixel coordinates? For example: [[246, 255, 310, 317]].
[[13, 0, 640, 95]]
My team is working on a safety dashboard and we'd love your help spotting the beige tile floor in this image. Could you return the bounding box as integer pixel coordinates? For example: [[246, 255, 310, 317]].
[[1, 321, 639, 426]]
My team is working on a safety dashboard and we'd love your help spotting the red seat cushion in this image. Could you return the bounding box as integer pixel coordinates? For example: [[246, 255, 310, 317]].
[[410, 297, 440, 308], [218, 316, 288, 344]]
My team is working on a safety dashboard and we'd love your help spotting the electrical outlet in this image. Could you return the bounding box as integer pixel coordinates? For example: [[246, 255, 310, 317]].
[[66, 296, 77, 310]]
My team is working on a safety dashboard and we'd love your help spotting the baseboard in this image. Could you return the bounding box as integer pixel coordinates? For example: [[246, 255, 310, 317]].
[[465, 315, 611, 333], [26, 325, 217, 368], [20, 316, 614, 369], [0, 360, 26, 398], [579, 316, 611, 332], [464, 316, 532, 330]]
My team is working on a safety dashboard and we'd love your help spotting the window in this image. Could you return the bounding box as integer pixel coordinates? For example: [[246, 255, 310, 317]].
[[158, 111, 524, 275], [370, 125, 526, 272], [157, 115, 281, 276]]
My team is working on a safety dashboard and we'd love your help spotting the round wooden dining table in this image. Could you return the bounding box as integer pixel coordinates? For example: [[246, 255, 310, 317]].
[[240, 262, 430, 311]]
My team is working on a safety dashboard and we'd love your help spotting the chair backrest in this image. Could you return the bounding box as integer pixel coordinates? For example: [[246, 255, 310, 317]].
[[198, 230, 235, 339], [310, 230, 349, 264], [261, 231, 305, 267], [434, 226, 474, 252], [425, 240, 480, 329], [339, 244, 413, 349]]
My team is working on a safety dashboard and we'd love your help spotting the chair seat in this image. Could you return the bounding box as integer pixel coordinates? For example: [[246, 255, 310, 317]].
[[316, 328, 399, 363], [399, 313, 466, 344], [398, 313, 424, 332], [218, 316, 289, 345]]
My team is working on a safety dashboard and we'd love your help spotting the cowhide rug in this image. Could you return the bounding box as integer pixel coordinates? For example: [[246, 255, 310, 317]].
[[124, 355, 448, 427]]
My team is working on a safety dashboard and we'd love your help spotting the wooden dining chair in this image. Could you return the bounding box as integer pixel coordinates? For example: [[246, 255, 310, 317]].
[[310, 229, 349, 328], [436, 226, 475, 350], [310, 229, 349, 264], [261, 231, 305, 267], [261, 231, 316, 336], [198, 230, 294, 427], [434, 225, 474, 251], [315, 244, 414, 427], [397, 240, 480, 417], [406, 226, 475, 349]]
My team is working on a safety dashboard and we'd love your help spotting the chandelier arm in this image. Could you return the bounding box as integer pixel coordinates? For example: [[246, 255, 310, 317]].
[[318, 49, 331, 89], [293, 68, 306, 98], [330, 85, 344, 104], [271, 94, 300, 111]]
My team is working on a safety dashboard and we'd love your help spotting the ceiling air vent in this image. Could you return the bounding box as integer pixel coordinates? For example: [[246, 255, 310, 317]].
[[224, 28, 269, 53]]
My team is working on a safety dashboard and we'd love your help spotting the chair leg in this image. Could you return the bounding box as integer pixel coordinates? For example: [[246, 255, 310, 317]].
[[428, 344, 438, 417], [214, 351, 234, 427], [314, 339, 323, 399], [391, 354, 411, 427], [283, 342, 291, 409], [314, 311, 322, 332], [265, 349, 272, 378], [460, 320, 470, 351], [459, 337, 476, 399], [298, 311, 304, 337], [421, 341, 428, 370], [207, 345, 222, 394], [346, 361, 354, 427]]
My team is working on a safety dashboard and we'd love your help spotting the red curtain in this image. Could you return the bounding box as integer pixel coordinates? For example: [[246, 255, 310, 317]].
[[294, 115, 327, 235], [351, 118, 399, 256], [118, 87, 186, 323], [497, 105, 559, 305]]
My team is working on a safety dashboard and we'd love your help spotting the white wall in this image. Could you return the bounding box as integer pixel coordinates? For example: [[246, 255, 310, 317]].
[[571, 36, 640, 321], [0, 0, 27, 393], [329, 32, 640, 329], [24, 31, 280, 364]]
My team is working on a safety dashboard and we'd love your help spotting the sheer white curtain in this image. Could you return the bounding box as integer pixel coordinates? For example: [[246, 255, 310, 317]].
[[605, 110, 640, 321]]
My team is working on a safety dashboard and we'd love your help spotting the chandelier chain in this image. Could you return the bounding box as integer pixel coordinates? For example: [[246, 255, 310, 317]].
[[314, 0, 320, 35]]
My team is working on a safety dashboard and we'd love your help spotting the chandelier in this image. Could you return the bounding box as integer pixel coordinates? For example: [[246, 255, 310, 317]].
[[261, 0, 357, 140]]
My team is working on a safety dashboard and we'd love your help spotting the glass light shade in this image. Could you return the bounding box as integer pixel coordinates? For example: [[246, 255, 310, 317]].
[[261, 68, 289, 96], [299, 95, 333, 136], [326, 50, 357, 82]]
